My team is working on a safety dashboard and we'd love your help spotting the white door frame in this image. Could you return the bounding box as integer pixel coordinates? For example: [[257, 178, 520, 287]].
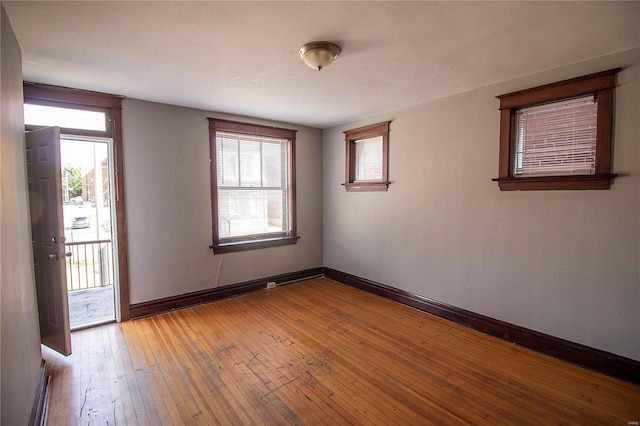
[[61, 134, 121, 322]]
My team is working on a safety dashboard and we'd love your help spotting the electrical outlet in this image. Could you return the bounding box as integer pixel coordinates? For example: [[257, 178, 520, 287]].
[[267, 281, 276, 289]]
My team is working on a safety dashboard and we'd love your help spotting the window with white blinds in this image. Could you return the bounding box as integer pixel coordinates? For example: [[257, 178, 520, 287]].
[[209, 119, 297, 253], [494, 68, 618, 191], [514, 96, 597, 177], [216, 132, 289, 241]]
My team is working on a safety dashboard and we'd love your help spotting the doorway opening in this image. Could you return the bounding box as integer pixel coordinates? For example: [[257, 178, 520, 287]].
[[61, 136, 119, 329], [24, 82, 129, 355]]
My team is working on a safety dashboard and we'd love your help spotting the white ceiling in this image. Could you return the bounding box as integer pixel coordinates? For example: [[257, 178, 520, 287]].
[[4, 1, 639, 129]]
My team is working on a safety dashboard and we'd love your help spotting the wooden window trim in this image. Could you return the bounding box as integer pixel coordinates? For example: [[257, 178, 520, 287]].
[[344, 121, 390, 192], [208, 118, 298, 254], [23, 82, 131, 321], [492, 68, 620, 191]]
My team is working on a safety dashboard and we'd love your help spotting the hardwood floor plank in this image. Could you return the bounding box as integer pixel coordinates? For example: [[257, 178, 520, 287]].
[[43, 278, 640, 425], [215, 290, 396, 417], [109, 324, 142, 425], [302, 280, 640, 422], [156, 314, 243, 425], [102, 326, 130, 426], [264, 288, 486, 423], [115, 323, 146, 425], [185, 324, 277, 425], [128, 320, 165, 425], [240, 290, 456, 421]]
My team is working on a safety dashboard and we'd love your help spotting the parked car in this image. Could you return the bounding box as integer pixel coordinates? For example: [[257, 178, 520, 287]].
[[71, 216, 90, 229]]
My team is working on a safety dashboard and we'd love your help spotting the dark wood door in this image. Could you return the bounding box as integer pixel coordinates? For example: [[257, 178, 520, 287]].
[[26, 127, 72, 355]]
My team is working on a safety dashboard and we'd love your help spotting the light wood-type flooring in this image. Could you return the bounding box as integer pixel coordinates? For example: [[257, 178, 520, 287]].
[[43, 278, 640, 425]]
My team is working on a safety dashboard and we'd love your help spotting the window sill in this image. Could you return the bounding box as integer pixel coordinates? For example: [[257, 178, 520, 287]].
[[492, 174, 617, 191], [210, 235, 299, 254], [343, 182, 390, 192]]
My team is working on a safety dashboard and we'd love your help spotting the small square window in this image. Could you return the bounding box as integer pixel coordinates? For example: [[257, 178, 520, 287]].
[[344, 121, 390, 192], [493, 68, 620, 191], [514, 96, 597, 177]]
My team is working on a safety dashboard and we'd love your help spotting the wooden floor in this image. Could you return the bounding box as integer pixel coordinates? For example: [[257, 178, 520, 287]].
[[44, 278, 640, 425]]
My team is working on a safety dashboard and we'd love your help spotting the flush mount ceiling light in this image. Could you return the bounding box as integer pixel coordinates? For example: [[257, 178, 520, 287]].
[[299, 41, 341, 71]]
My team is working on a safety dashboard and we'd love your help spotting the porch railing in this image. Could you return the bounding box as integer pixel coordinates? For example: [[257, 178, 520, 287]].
[[65, 239, 113, 292]]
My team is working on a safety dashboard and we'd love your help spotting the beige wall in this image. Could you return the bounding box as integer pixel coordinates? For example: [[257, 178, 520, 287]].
[[323, 48, 640, 361], [122, 99, 323, 304], [1, 4, 43, 424]]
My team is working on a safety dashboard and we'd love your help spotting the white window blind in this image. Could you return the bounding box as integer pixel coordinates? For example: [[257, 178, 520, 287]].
[[216, 132, 288, 240], [514, 95, 597, 176], [355, 135, 383, 182]]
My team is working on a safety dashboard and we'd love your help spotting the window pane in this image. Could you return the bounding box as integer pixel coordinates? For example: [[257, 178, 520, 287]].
[[217, 135, 239, 186], [355, 136, 383, 181], [215, 131, 289, 241], [514, 96, 597, 176], [262, 141, 283, 187], [218, 189, 285, 239], [24, 103, 107, 131], [239, 139, 262, 187]]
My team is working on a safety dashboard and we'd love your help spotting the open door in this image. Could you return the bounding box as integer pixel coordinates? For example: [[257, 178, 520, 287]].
[[26, 126, 72, 355]]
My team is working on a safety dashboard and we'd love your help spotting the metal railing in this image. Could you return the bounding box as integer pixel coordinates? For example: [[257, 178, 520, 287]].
[[65, 239, 113, 292]]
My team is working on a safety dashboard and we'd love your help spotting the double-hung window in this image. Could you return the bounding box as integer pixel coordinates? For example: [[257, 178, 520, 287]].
[[208, 119, 298, 253]]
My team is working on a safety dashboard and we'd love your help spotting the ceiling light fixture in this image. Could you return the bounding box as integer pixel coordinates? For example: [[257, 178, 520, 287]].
[[299, 41, 341, 71]]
